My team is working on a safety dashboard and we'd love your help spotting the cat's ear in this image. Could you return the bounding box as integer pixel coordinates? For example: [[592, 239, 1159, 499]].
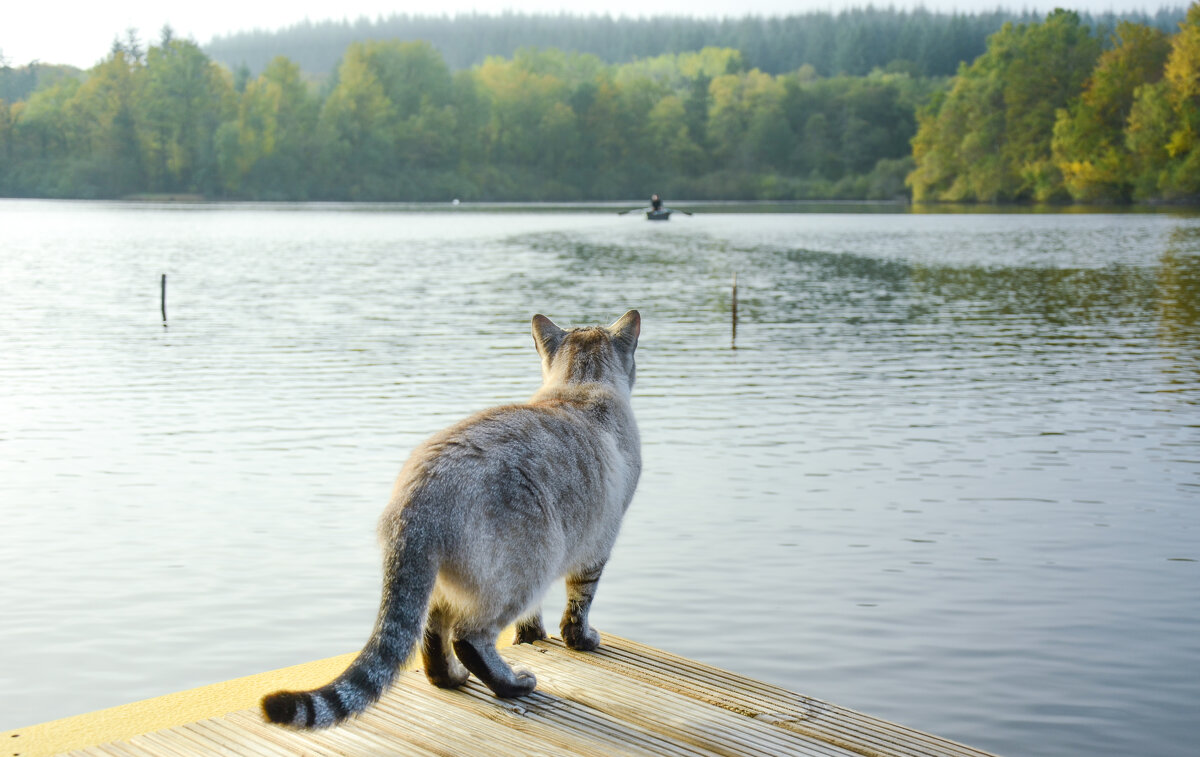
[[608, 310, 640, 353], [532, 314, 566, 360]]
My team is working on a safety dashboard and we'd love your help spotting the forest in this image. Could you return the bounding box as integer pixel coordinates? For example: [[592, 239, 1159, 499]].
[[202, 8, 1185, 79], [910, 5, 1200, 203], [0, 6, 1196, 203]]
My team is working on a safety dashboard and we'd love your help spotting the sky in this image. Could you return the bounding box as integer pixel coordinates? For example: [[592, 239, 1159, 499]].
[[1, 0, 1178, 70]]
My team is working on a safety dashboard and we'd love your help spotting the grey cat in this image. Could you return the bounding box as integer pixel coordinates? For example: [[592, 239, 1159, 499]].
[[262, 310, 642, 728]]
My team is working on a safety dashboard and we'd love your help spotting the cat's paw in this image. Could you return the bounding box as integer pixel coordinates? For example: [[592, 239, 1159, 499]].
[[562, 623, 601, 651], [514, 669, 537, 692], [514, 618, 548, 645], [424, 662, 469, 689], [492, 669, 537, 698]]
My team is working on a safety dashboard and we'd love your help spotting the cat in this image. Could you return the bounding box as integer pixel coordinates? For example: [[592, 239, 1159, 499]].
[[262, 310, 642, 728]]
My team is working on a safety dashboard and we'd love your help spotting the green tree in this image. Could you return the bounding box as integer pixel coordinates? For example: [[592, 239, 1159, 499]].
[[12, 77, 80, 162], [784, 72, 919, 181], [707, 69, 789, 170], [316, 40, 462, 198], [572, 75, 635, 196], [66, 50, 145, 196], [646, 94, 704, 176], [474, 54, 580, 194], [217, 56, 317, 197], [316, 42, 398, 197], [448, 69, 490, 185], [0, 98, 14, 192], [137, 38, 235, 193], [1126, 79, 1176, 197]]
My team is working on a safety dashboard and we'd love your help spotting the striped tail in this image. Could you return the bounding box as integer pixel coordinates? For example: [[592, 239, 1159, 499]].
[[261, 532, 437, 728]]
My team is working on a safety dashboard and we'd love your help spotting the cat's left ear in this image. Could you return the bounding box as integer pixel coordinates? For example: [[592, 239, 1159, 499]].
[[532, 314, 567, 360], [609, 310, 640, 353]]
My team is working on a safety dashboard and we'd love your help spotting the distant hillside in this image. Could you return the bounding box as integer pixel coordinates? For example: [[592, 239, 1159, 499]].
[[204, 8, 1188, 79]]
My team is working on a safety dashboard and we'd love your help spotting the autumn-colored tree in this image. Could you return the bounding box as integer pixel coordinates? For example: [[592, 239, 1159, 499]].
[[909, 10, 1100, 202], [1125, 4, 1200, 200], [1159, 2, 1200, 197], [1052, 22, 1169, 202]]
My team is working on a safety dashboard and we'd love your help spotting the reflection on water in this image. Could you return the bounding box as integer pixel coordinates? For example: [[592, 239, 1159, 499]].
[[1, 201, 1197, 757], [1159, 230, 1200, 341]]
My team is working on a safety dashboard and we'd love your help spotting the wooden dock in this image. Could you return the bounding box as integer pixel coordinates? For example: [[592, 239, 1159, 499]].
[[11, 634, 999, 756]]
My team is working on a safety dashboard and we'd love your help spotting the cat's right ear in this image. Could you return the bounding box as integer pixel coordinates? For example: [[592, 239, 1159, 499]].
[[609, 310, 640, 353], [532, 314, 566, 361]]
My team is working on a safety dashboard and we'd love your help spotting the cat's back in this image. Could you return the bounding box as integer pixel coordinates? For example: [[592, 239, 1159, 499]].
[[386, 392, 636, 526], [384, 400, 633, 554], [421, 390, 630, 475]]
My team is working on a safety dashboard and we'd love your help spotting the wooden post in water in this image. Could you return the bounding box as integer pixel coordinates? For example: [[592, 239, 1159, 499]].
[[731, 272, 738, 350], [161, 274, 167, 326]]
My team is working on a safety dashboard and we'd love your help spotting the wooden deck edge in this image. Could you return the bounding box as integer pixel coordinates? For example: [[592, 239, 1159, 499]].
[[2, 652, 359, 757], [4, 632, 999, 757], [4, 628, 523, 757]]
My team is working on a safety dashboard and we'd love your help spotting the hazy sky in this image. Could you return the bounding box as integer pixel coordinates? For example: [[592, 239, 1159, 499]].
[[1, 0, 1175, 69]]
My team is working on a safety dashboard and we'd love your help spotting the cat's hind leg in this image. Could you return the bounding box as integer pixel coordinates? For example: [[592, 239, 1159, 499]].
[[560, 563, 604, 651], [421, 603, 468, 689], [513, 610, 547, 644], [453, 630, 537, 698]]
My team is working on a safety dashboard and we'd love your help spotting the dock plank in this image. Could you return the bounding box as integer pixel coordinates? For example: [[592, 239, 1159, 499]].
[[564, 634, 996, 757], [369, 680, 680, 756], [508, 644, 853, 756], [65, 633, 999, 757]]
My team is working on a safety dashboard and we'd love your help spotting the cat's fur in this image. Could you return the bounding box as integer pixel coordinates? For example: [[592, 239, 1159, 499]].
[[261, 310, 642, 728]]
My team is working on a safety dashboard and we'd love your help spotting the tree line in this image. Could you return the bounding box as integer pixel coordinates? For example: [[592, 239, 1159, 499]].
[[908, 4, 1200, 203], [1, 6, 1197, 204], [0, 34, 934, 201], [204, 8, 1185, 80]]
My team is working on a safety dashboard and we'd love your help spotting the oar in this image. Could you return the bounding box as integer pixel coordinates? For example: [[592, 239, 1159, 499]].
[[617, 207, 650, 215], [666, 207, 693, 216]]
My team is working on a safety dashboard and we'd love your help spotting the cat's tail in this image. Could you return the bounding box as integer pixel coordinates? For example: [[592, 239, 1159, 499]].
[[260, 528, 438, 728]]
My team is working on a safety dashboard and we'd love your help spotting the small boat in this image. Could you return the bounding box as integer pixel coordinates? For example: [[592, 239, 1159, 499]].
[[618, 201, 692, 220]]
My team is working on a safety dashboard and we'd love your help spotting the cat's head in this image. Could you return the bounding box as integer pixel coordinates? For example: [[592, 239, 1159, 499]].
[[531, 310, 640, 391]]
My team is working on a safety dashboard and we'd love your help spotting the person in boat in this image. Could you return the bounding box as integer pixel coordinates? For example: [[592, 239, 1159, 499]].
[[650, 194, 663, 212]]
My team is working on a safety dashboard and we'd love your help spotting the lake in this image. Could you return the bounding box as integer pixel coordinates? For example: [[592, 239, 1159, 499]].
[[1, 200, 1197, 756]]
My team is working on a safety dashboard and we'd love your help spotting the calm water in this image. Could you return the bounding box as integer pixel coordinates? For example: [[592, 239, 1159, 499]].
[[1, 200, 1197, 756]]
